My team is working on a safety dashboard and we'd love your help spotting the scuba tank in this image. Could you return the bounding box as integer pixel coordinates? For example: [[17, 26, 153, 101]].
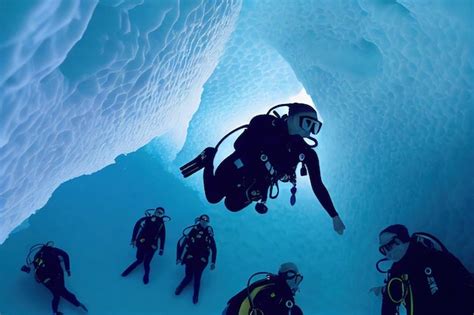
[[246, 272, 278, 314], [21, 241, 54, 274], [176, 218, 214, 263], [243, 272, 297, 315]]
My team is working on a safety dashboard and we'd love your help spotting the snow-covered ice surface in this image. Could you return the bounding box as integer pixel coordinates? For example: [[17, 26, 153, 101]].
[[0, 0, 241, 243], [1, 0, 473, 314]]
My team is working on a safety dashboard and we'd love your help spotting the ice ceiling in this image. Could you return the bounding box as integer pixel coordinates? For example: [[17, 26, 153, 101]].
[[0, 0, 473, 266]]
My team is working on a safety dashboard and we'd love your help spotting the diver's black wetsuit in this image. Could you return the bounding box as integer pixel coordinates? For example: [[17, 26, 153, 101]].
[[33, 247, 82, 314], [224, 277, 303, 315], [122, 216, 166, 281], [382, 240, 474, 315], [203, 114, 338, 216], [176, 225, 217, 302]]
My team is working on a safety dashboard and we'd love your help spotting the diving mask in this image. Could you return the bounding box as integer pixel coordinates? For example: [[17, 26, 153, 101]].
[[299, 115, 321, 135]]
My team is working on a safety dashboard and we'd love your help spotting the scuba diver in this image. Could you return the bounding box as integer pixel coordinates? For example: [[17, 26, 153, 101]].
[[175, 214, 217, 304], [223, 262, 304, 315], [20, 242, 88, 315], [180, 103, 345, 235], [373, 224, 474, 315], [121, 207, 169, 284]]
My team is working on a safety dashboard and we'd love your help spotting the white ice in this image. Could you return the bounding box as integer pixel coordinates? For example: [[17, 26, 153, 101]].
[[1, 0, 473, 314]]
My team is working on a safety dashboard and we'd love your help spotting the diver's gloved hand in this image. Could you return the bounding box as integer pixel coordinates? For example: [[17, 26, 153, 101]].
[[369, 286, 384, 297], [130, 241, 136, 248], [158, 249, 164, 256], [332, 215, 346, 235], [210, 263, 215, 270], [66, 270, 71, 277], [176, 259, 182, 265]]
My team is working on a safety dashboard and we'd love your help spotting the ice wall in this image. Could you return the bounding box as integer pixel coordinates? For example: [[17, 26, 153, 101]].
[[0, 0, 242, 243], [270, 0, 473, 311], [173, 0, 474, 312], [0, 0, 473, 314], [174, 4, 303, 165]]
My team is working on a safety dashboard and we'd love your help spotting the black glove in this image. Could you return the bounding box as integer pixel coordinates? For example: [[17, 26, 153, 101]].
[[66, 270, 71, 277], [159, 249, 164, 256]]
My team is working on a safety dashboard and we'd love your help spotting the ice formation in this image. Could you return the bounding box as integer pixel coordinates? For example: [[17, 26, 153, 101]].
[[0, 0, 242, 243], [0, 0, 473, 314]]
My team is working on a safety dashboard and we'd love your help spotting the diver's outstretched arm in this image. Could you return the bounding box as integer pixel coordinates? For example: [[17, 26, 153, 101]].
[[305, 149, 345, 234], [305, 149, 338, 217]]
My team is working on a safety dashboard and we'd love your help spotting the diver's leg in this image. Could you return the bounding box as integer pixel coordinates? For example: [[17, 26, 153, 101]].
[[142, 247, 156, 284], [55, 274, 84, 309], [51, 294, 61, 314], [60, 287, 81, 307], [192, 261, 207, 304], [121, 247, 144, 276], [204, 154, 240, 204], [224, 193, 251, 212], [121, 260, 141, 276], [203, 163, 224, 203], [45, 281, 61, 314], [61, 287, 87, 312], [175, 262, 193, 295]]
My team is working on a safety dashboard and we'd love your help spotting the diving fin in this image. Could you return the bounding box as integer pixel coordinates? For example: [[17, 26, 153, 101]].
[[180, 147, 216, 178], [79, 303, 89, 313]]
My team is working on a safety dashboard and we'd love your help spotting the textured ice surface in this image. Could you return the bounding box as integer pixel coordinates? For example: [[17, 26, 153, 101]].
[[0, 0, 242, 243], [173, 3, 304, 166], [1, 0, 473, 314]]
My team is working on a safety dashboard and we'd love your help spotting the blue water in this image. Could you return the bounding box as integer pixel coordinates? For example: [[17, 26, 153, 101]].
[[1, 1, 473, 314]]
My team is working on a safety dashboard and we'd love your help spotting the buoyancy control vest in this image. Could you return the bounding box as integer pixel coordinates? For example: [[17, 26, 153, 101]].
[[177, 225, 214, 263], [231, 114, 310, 207], [33, 246, 62, 283], [134, 210, 170, 246]]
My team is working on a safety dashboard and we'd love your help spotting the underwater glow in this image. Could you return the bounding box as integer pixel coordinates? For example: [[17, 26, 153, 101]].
[[1, 0, 473, 314]]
